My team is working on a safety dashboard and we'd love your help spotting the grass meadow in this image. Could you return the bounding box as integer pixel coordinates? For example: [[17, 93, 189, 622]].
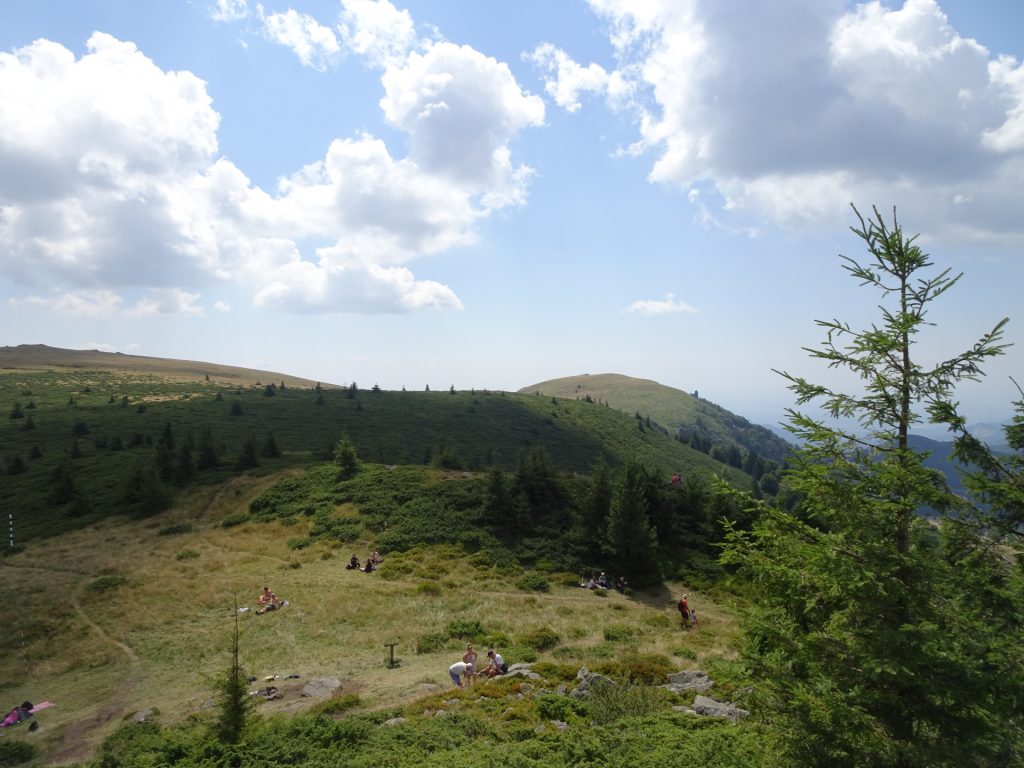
[[0, 469, 743, 764]]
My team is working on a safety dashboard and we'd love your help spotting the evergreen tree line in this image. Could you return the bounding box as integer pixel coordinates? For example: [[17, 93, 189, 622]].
[[481, 447, 747, 586]]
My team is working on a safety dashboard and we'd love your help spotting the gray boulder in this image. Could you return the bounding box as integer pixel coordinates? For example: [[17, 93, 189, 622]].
[[571, 667, 616, 699], [691, 694, 749, 720], [661, 670, 714, 694], [301, 677, 342, 698]]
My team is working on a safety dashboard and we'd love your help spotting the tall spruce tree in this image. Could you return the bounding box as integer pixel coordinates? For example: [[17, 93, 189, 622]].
[[720, 207, 1021, 766], [604, 461, 658, 584]]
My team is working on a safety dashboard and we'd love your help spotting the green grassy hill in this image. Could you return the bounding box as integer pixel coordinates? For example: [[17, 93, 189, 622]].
[[520, 373, 793, 464], [0, 350, 773, 765], [0, 350, 750, 544]]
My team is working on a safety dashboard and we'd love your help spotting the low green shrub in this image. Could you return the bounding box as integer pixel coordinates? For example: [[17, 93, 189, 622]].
[[506, 645, 537, 663], [603, 624, 639, 642], [585, 680, 671, 725], [671, 646, 698, 660], [595, 653, 675, 685], [89, 575, 129, 592], [308, 693, 360, 716], [645, 614, 674, 629], [416, 632, 448, 654], [530, 662, 579, 682], [521, 627, 560, 651], [535, 693, 585, 722], [446, 619, 485, 640], [221, 513, 249, 528], [0, 739, 36, 766], [416, 581, 442, 596], [516, 572, 550, 592], [287, 537, 312, 550], [175, 550, 200, 561], [158, 522, 194, 536], [482, 632, 511, 648]]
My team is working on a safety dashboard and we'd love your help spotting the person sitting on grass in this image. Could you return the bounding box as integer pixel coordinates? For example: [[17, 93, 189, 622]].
[[480, 648, 508, 678], [369, 549, 383, 565], [256, 586, 286, 614], [449, 660, 475, 688], [346, 554, 360, 570]]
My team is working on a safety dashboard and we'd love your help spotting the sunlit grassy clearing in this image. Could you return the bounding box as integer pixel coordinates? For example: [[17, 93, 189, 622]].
[[1, 472, 740, 761]]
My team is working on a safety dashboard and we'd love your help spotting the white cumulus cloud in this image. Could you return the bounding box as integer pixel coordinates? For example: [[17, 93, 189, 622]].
[[12, 289, 124, 318], [380, 42, 545, 197], [625, 293, 698, 315], [126, 289, 205, 317], [0, 26, 543, 315], [262, 9, 341, 71], [211, 0, 249, 22], [339, 0, 418, 68], [535, 0, 1024, 244]]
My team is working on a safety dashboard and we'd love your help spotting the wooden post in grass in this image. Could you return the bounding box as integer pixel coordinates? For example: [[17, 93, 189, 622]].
[[384, 643, 398, 668]]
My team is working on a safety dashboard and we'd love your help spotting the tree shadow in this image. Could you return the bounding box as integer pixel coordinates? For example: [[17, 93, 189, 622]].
[[623, 582, 676, 611]]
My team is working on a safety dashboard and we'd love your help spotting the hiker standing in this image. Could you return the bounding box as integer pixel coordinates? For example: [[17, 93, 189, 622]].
[[678, 594, 690, 626]]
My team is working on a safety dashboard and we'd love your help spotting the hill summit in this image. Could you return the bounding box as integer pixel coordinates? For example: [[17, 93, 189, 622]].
[[519, 373, 792, 465]]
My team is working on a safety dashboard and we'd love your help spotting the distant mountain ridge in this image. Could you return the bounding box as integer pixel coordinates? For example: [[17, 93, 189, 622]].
[[519, 373, 793, 466]]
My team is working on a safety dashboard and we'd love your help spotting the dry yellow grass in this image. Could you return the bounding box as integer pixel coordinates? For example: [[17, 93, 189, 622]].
[[0, 471, 740, 763]]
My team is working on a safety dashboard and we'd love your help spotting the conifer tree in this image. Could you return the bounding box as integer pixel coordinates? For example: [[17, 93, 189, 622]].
[[261, 432, 281, 459], [215, 604, 250, 744], [604, 461, 658, 583], [197, 426, 219, 470], [334, 435, 359, 479], [235, 433, 260, 470], [720, 207, 1020, 765], [175, 442, 194, 484]]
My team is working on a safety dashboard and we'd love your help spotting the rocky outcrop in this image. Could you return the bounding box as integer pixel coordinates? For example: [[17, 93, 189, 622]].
[[570, 667, 616, 699], [661, 670, 714, 694]]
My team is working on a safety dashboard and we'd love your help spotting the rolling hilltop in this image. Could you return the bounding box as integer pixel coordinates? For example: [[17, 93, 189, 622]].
[[0, 343, 330, 389], [520, 373, 793, 465], [0, 346, 758, 543]]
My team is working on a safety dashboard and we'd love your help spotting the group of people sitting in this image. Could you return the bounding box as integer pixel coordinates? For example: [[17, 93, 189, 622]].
[[256, 586, 288, 615], [580, 572, 628, 593], [346, 549, 383, 573], [448, 643, 509, 688]]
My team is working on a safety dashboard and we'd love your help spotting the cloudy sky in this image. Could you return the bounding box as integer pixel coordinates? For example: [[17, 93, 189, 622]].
[[2, 0, 1022, 427]]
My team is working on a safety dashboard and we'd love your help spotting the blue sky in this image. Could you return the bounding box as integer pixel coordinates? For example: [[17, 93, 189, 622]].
[[1, 0, 1022, 428]]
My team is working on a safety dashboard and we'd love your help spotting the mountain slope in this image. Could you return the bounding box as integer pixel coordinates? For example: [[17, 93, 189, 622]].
[[0, 351, 750, 542], [520, 373, 792, 464]]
